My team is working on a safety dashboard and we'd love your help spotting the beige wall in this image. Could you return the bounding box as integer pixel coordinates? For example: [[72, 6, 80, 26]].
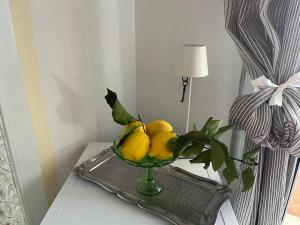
[[0, 0, 49, 222], [10, 0, 136, 201], [10, 0, 58, 203], [30, 0, 136, 189]]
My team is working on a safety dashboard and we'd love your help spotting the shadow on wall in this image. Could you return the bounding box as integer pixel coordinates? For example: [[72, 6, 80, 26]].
[[30, 0, 136, 187], [63, 0, 136, 140], [54, 141, 86, 186], [51, 74, 81, 125], [91, 0, 136, 140]]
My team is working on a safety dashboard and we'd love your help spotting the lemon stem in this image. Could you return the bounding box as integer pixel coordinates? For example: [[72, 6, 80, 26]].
[[138, 113, 146, 133], [202, 145, 257, 166]]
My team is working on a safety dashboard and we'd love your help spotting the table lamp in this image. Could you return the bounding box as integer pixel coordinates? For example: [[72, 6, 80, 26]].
[[175, 44, 209, 133]]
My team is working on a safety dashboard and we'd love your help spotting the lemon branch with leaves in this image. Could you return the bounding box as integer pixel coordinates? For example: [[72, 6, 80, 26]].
[[105, 89, 260, 192], [168, 118, 260, 192]]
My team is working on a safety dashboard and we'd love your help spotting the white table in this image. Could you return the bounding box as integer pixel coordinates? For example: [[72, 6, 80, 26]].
[[41, 142, 239, 225]]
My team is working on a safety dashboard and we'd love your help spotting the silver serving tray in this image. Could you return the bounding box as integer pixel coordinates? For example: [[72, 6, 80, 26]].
[[74, 148, 231, 225]]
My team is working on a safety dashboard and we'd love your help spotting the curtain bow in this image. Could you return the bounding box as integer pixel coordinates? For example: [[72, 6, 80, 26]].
[[229, 72, 300, 154], [252, 72, 300, 107]]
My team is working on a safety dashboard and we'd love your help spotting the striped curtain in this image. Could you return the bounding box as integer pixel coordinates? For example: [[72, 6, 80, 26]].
[[224, 0, 300, 225]]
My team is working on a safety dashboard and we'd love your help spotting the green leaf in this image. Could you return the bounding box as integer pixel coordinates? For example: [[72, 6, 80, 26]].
[[190, 150, 211, 169], [243, 147, 260, 163], [212, 138, 229, 157], [198, 118, 210, 135], [225, 157, 239, 179], [180, 141, 205, 158], [105, 89, 135, 125], [105, 88, 117, 108], [242, 168, 255, 192], [114, 126, 137, 147], [203, 117, 223, 136], [223, 167, 235, 185], [112, 101, 135, 125], [181, 130, 206, 139], [210, 139, 225, 171], [168, 133, 209, 159], [213, 125, 232, 139], [168, 137, 192, 159]]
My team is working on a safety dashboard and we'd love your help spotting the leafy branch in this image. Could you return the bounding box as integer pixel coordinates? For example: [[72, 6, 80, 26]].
[[200, 145, 258, 166], [230, 156, 258, 166], [168, 118, 260, 192]]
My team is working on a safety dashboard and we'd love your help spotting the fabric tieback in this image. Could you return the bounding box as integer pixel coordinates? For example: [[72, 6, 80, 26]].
[[229, 72, 300, 156], [251, 72, 300, 107]]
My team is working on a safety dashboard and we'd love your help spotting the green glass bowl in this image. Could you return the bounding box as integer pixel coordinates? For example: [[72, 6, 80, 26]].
[[111, 144, 175, 196], [111, 145, 175, 168]]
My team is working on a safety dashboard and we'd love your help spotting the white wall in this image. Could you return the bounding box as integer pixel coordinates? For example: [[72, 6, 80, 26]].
[[0, 0, 48, 223], [29, 0, 136, 186], [136, 0, 241, 144], [9, 0, 240, 196]]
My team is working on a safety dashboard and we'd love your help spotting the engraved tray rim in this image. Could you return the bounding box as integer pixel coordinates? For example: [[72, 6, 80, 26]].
[[74, 148, 231, 225]]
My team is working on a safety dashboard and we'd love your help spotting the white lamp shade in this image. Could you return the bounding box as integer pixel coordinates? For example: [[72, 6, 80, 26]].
[[175, 44, 208, 77]]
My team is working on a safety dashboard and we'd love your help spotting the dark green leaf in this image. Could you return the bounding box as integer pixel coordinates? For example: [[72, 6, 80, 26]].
[[180, 141, 205, 158], [213, 125, 232, 139], [112, 101, 135, 125], [242, 168, 255, 192], [203, 162, 210, 169], [210, 139, 226, 171], [181, 130, 206, 139], [213, 138, 229, 157], [198, 118, 210, 135], [225, 157, 239, 178], [105, 89, 135, 125], [168, 137, 192, 159], [105, 89, 117, 108], [168, 131, 209, 156], [190, 150, 211, 169], [169, 130, 211, 160], [114, 126, 137, 147], [223, 167, 235, 185], [243, 147, 260, 163]]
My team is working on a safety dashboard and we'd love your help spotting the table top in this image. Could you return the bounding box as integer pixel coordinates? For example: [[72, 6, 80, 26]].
[[41, 142, 239, 225]]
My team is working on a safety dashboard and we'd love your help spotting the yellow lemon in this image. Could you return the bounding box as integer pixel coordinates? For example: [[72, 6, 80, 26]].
[[123, 120, 146, 134], [148, 131, 176, 160], [121, 131, 150, 162], [146, 120, 173, 139]]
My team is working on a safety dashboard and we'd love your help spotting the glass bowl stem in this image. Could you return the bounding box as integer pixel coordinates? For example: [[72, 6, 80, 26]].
[[136, 168, 163, 196]]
